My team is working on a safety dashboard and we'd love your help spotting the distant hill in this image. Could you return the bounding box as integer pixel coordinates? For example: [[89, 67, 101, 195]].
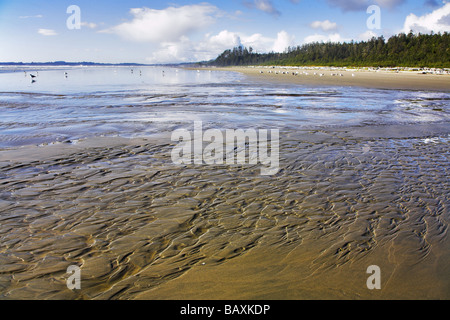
[[206, 32, 450, 69]]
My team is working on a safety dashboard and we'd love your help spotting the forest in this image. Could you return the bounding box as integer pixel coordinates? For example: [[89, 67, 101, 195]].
[[207, 32, 450, 68]]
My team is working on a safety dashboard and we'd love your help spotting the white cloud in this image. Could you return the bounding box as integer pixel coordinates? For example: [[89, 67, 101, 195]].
[[327, 0, 369, 11], [38, 29, 57, 36], [272, 30, 295, 52], [327, 0, 406, 11], [403, 2, 450, 33], [310, 20, 338, 31], [19, 15, 43, 19], [146, 37, 191, 63], [304, 33, 347, 43], [358, 30, 378, 41], [104, 4, 219, 43], [146, 31, 242, 64], [81, 22, 97, 29], [241, 33, 274, 52], [375, 0, 405, 9], [209, 30, 243, 48], [145, 29, 296, 63], [253, 0, 280, 16], [246, 0, 301, 16]]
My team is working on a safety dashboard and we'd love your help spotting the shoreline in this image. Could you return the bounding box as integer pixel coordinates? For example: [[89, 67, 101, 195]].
[[202, 66, 450, 91], [1, 122, 449, 163]]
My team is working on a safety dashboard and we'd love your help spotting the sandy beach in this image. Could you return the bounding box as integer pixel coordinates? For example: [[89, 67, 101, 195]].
[[205, 66, 450, 91], [1, 124, 449, 299], [0, 66, 449, 300]]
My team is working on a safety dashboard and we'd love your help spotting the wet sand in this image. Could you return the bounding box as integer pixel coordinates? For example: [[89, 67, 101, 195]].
[[1, 66, 449, 300], [0, 124, 449, 300], [206, 66, 450, 91]]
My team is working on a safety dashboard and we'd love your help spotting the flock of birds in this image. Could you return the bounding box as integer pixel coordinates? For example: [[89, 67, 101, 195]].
[[24, 71, 69, 83], [23, 68, 169, 84], [25, 68, 175, 84], [24, 68, 146, 84], [23, 68, 355, 84], [260, 69, 356, 77], [130, 69, 144, 76]]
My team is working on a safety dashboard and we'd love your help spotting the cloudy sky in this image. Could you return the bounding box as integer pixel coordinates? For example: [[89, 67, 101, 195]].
[[0, 0, 449, 63]]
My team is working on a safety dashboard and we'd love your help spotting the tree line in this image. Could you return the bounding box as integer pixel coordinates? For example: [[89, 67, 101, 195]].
[[207, 32, 450, 68]]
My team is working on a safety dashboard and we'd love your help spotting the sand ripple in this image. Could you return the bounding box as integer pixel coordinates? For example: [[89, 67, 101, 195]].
[[0, 130, 449, 299]]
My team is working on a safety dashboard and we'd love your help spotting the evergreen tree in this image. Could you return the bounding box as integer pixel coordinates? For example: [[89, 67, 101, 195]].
[[206, 32, 450, 68]]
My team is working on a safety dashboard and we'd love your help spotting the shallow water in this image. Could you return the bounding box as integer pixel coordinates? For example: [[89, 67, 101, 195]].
[[0, 66, 449, 147], [0, 67, 449, 299]]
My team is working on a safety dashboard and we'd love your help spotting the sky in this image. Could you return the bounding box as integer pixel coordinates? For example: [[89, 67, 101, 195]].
[[0, 0, 449, 63]]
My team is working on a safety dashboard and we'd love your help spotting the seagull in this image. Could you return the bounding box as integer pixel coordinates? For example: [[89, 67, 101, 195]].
[[30, 74, 37, 79]]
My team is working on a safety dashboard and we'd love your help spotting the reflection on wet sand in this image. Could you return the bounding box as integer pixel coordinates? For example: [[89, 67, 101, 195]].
[[0, 126, 449, 299]]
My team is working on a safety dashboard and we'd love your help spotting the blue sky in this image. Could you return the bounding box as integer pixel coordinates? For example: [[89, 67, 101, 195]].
[[0, 0, 449, 63]]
